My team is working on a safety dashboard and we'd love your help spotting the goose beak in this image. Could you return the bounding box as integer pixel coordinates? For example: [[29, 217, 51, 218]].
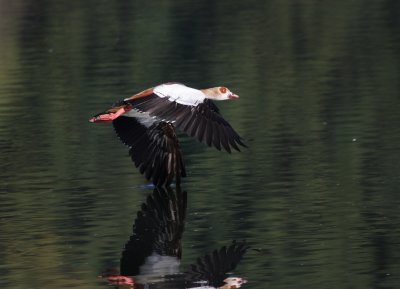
[[229, 93, 239, 99]]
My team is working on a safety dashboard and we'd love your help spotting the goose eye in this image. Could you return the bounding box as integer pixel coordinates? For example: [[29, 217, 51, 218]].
[[219, 87, 227, 93]]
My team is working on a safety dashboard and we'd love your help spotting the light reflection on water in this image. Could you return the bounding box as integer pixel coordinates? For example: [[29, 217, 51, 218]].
[[1, 1, 400, 289]]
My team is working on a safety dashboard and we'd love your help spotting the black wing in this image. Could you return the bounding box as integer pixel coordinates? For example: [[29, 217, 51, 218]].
[[120, 187, 187, 276], [113, 116, 186, 186], [184, 240, 249, 287], [125, 95, 246, 153]]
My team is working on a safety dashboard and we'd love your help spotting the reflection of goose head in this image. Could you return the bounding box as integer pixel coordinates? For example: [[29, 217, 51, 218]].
[[100, 186, 249, 289], [221, 277, 247, 289]]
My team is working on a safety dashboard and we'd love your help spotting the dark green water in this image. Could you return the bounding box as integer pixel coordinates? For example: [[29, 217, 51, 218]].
[[1, 1, 400, 288]]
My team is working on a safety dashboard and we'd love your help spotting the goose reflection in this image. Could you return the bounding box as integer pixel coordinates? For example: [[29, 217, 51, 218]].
[[100, 186, 248, 289]]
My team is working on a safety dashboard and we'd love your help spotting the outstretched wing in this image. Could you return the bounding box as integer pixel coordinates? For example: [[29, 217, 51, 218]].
[[125, 92, 246, 153], [113, 116, 186, 186], [120, 187, 187, 276], [185, 240, 249, 287]]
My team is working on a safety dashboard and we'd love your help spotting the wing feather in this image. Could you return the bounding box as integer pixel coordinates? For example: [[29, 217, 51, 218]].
[[123, 94, 246, 152], [120, 187, 187, 276], [113, 117, 185, 186]]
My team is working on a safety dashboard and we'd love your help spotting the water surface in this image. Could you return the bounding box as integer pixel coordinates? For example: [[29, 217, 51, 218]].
[[1, 1, 400, 288]]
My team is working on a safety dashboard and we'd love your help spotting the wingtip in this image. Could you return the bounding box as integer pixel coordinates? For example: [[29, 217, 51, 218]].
[[238, 138, 248, 149]]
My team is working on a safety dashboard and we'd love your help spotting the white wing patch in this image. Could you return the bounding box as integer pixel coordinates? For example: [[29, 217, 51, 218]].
[[138, 253, 180, 278], [153, 83, 205, 106], [124, 109, 157, 128]]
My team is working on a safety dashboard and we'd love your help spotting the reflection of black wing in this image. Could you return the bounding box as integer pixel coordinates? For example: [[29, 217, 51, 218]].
[[113, 116, 186, 186], [120, 187, 187, 276], [185, 241, 249, 287], [126, 95, 247, 153]]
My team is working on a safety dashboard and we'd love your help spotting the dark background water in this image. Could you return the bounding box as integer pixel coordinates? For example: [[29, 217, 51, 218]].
[[1, 1, 400, 288]]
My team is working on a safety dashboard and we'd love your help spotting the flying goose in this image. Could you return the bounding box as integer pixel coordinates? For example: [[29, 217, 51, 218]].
[[90, 83, 246, 186]]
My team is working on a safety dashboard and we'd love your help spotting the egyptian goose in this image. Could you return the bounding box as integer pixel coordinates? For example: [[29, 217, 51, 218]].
[[100, 186, 248, 289], [90, 83, 246, 186]]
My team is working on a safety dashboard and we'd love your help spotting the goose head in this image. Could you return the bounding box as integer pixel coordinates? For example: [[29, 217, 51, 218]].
[[201, 86, 239, 100]]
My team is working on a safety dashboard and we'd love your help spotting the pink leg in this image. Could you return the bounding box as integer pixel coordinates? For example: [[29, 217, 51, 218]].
[[89, 107, 128, 123]]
